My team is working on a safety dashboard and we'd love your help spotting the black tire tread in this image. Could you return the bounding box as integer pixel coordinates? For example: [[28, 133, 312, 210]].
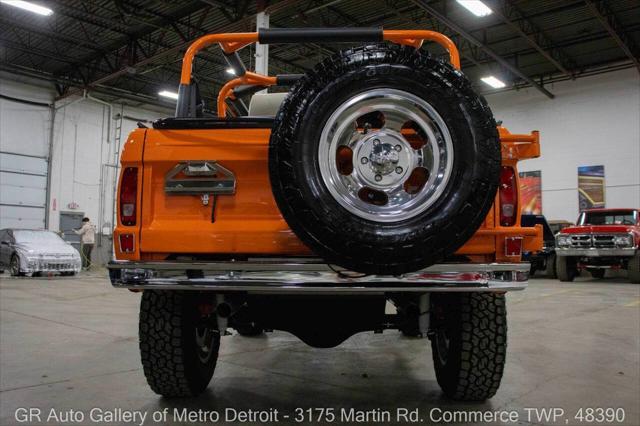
[[556, 256, 576, 282], [628, 254, 640, 284], [139, 291, 218, 397], [544, 253, 557, 278], [432, 293, 507, 401]]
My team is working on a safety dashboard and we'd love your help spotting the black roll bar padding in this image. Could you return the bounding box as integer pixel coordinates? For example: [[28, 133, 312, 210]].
[[223, 51, 247, 76], [175, 83, 191, 117], [258, 27, 383, 44], [275, 74, 304, 85], [175, 81, 204, 118]]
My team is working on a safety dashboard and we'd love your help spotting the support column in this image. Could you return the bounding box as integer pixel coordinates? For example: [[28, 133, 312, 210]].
[[255, 10, 269, 75]]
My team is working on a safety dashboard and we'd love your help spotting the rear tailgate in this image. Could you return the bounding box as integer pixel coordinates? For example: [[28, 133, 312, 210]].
[[139, 128, 308, 256]]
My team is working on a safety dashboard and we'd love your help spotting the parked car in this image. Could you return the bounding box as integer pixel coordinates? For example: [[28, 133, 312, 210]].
[[108, 27, 543, 401], [548, 220, 573, 235], [555, 208, 640, 282], [0, 229, 82, 276], [522, 215, 557, 277]]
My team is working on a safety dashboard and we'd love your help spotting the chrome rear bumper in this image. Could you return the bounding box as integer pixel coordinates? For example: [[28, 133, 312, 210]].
[[108, 259, 529, 294]]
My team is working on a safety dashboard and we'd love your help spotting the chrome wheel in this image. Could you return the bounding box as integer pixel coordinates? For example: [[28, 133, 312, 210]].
[[195, 327, 216, 363], [318, 89, 454, 222]]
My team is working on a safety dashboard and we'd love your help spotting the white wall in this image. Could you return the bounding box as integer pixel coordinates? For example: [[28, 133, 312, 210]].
[[0, 74, 170, 238], [48, 96, 165, 235], [487, 68, 640, 223]]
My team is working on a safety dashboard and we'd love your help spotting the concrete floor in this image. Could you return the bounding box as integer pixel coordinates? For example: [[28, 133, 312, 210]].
[[0, 272, 638, 426]]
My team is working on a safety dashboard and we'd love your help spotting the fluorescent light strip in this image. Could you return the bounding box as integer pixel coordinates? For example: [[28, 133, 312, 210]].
[[1, 0, 53, 16], [481, 76, 506, 89], [456, 0, 492, 17], [158, 90, 179, 100]]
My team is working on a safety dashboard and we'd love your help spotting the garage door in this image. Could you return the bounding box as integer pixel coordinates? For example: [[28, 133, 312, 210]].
[[0, 151, 47, 229]]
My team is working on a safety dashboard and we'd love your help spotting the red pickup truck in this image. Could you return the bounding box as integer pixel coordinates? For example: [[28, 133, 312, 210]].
[[555, 208, 640, 283]]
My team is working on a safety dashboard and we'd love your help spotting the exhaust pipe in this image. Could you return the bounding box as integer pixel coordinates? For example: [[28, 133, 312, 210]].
[[215, 296, 240, 334]]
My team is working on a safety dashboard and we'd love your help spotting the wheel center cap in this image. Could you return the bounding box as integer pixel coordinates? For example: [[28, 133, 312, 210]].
[[369, 141, 399, 175]]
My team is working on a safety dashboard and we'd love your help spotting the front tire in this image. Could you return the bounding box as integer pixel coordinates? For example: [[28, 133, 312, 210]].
[[628, 254, 640, 284], [10, 255, 22, 277], [139, 291, 220, 397], [556, 256, 577, 282], [430, 293, 507, 401], [544, 253, 557, 278]]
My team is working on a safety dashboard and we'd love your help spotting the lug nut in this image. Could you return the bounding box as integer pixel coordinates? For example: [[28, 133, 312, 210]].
[[361, 157, 368, 164], [395, 167, 403, 174], [375, 174, 382, 182], [373, 139, 380, 145], [395, 145, 402, 151]]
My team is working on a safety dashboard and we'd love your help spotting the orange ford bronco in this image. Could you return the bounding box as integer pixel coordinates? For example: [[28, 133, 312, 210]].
[[108, 28, 542, 401]]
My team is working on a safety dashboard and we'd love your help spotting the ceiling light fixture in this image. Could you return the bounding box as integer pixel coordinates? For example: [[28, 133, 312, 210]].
[[158, 90, 179, 100], [226, 68, 236, 75], [1, 0, 53, 16], [455, 0, 492, 17], [481, 76, 507, 89]]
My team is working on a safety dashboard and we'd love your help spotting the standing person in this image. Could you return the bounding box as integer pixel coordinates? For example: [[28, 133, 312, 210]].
[[74, 217, 96, 270]]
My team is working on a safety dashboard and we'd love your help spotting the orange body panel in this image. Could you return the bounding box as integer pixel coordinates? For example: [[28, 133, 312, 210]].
[[114, 126, 542, 262]]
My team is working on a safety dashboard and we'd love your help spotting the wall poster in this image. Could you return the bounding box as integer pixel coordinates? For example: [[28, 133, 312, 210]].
[[519, 170, 542, 215], [577, 165, 605, 211]]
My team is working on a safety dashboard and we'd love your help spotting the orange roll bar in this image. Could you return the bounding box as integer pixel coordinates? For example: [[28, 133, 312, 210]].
[[383, 30, 460, 69], [176, 29, 462, 117], [180, 32, 258, 85]]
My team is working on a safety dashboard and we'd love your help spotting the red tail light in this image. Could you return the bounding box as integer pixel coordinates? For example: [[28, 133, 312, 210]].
[[499, 166, 517, 226], [120, 167, 138, 226], [119, 234, 134, 253]]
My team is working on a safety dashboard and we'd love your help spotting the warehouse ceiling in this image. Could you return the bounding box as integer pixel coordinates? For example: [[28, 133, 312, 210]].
[[1, 0, 639, 110]]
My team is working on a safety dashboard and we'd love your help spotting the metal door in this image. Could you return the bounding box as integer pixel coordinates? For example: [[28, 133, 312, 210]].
[[0, 152, 48, 229], [60, 211, 84, 252]]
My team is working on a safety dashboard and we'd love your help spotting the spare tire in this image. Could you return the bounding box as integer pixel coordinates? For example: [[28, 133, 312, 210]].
[[269, 44, 500, 274]]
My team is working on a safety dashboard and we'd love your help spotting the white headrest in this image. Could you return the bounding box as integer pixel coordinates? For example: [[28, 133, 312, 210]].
[[248, 92, 288, 116]]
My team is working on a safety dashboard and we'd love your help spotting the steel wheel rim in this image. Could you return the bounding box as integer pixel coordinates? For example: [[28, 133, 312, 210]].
[[318, 88, 454, 223]]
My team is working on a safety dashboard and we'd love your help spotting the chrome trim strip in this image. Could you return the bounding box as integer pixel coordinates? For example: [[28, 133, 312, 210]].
[[556, 248, 636, 257], [108, 261, 529, 293], [108, 259, 528, 273]]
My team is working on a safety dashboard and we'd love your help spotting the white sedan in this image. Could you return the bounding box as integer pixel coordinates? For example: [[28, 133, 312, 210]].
[[0, 229, 82, 276]]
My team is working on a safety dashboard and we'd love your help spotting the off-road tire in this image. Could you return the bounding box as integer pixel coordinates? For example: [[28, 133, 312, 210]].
[[544, 253, 557, 278], [628, 254, 640, 284], [235, 323, 264, 337], [270, 44, 500, 274], [589, 268, 605, 279], [139, 291, 220, 397], [556, 256, 577, 282], [430, 293, 507, 401]]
